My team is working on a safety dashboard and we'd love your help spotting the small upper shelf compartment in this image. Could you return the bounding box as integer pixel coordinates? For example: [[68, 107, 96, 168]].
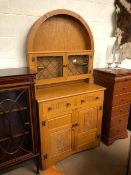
[[27, 9, 94, 85]]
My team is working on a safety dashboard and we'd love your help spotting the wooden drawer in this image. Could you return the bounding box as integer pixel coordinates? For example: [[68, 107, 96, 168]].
[[112, 92, 131, 106], [114, 79, 131, 95], [48, 114, 72, 131], [109, 123, 128, 138], [42, 97, 74, 115], [76, 91, 103, 108], [111, 103, 130, 117], [110, 115, 128, 128]]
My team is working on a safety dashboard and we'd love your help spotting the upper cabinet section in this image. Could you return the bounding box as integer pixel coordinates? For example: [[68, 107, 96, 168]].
[[27, 9, 94, 85]]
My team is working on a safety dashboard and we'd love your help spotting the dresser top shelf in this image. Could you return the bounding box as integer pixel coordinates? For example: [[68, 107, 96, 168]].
[[94, 68, 131, 77], [36, 82, 105, 102], [0, 67, 35, 78], [27, 9, 95, 86]]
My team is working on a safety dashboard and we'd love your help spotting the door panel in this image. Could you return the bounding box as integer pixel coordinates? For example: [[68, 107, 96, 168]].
[[78, 131, 96, 146], [0, 87, 34, 166], [76, 107, 99, 149], [45, 113, 73, 166], [78, 107, 98, 132], [48, 128, 71, 157]]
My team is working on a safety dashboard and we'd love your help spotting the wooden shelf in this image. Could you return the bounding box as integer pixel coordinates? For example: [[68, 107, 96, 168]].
[[28, 50, 94, 54], [73, 62, 88, 66], [0, 131, 30, 143], [0, 107, 28, 116]]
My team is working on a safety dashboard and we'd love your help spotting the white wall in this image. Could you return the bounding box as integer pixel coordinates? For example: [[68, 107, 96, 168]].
[[0, 0, 122, 69]]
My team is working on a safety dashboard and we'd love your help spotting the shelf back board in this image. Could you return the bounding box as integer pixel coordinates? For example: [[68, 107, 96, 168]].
[[27, 9, 94, 52]]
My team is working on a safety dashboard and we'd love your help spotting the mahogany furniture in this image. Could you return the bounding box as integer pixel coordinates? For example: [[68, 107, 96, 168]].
[[128, 107, 131, 131], [0, 68, 39, 174], [127, 134, 131, 175], [27, 9, 105, 169], [94, 68, 131, 145]]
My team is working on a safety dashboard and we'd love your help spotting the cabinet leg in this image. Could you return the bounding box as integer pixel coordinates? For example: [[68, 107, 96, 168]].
[[35, 157, 40, 174]]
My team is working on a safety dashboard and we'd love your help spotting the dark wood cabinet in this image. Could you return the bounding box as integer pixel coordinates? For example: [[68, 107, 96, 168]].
[[127, 135, 131, 175], [0, 67, 39, 174], [94, 68, 131, 145]]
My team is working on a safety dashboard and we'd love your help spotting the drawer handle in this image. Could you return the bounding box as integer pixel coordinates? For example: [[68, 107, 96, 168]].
[[121, 99, 125, 102], [66, 103, 71, 107], [122, 87, 126, 90], [124, 79, 128, 81], [96, 96, 99, 100], [48, 107, 52, 111], [72, 124, 75, 128], [81, 99, 85, 104], [119, 119, 122, 122], [24, 122, 30, 125], [75, 123, 79, 127], [72, 123, 79, 128], [120, 109, 123, 112], [63, 65, 67, 68], [97, 135, 101, 139]]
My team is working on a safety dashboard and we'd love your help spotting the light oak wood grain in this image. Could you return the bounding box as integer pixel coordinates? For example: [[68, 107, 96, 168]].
[[26, 9, 105, 169]]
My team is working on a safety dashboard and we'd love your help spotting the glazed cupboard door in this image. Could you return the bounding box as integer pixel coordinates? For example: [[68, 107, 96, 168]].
[[75, 106, 102, 151], [29, 52, 66, 85], [40, 112, 73, 168], [67, 52, 93, 81], [28, 51, 94, 85], [0, 86, 35, 169]]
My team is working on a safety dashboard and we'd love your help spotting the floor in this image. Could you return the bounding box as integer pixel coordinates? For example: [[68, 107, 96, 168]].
[[3, 134, 130, 175]]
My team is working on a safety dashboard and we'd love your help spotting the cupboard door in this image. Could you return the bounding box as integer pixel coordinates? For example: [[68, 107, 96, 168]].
[[76, 106, 101, 150], [30, 53, 67, 85], [0, 87, 35, 168], [67, 53, 93, 81], [68, 54, 89, 76], [42, 113, 73, 168], [36, 56, 63, 80]]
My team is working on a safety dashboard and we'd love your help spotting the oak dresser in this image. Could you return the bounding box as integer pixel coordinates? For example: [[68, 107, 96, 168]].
[[27, 9, 105, 169]]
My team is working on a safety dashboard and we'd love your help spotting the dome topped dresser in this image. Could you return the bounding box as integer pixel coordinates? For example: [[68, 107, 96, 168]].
[[27, 9, 105, 169]]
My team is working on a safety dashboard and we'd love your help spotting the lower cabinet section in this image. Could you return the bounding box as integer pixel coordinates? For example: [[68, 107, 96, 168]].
[[37, 84, 105, 169], [40, 107, 103, 169]]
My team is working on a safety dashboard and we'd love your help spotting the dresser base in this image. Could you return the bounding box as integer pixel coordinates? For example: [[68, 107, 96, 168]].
[[102, 131, 128, 145]]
